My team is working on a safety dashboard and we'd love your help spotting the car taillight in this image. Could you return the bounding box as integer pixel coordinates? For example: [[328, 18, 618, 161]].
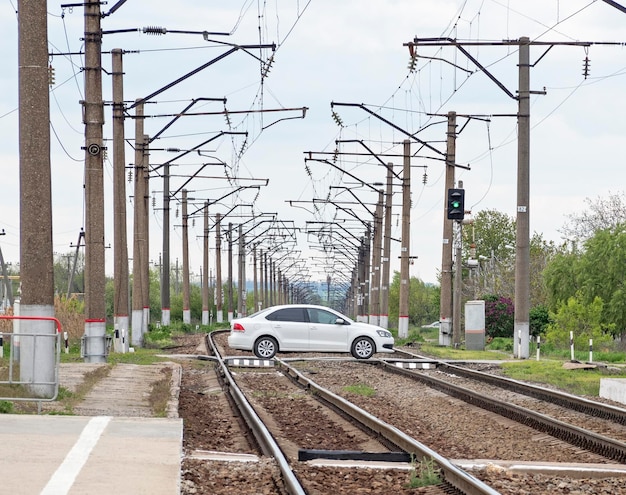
[[232, 322, 245, 332]]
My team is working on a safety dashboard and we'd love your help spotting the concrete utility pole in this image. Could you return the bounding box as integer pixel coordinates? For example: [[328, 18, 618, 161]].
[[18, 0, 56, 395], [398, 140, 411, 338], [142, 133, 150, 335], [162, 163, 171, 325], [181, 190, 191, 324], [370, 193, 383, 326], [514, 38, 531, 358], [263, 251, 269, 308], [380, 163, 393, 330], [253, 245, 259, 311], [132, 102, 146, 346], [215, 213, 223, 323], [227, 223, 234, 321], [202, 202, 209, 325], [440, 111, 457, 345], [237, 224, 245, 317], [82, 0, 106, 362], [361, 222, 372, 322], [111, 48, 129, 353]]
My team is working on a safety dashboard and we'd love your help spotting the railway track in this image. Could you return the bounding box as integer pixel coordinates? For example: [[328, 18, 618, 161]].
[[207, 331, 499, 495], [177, 332, 626, 494]]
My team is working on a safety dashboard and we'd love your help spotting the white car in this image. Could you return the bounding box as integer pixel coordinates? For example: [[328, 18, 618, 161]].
[[228, 304, 395, 359]]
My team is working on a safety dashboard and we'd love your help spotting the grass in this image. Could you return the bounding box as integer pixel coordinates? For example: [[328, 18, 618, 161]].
[[406, 456, 442, 488], [149, 366, 173, 417], [500, 360, 626, 396], [398, 327, 626, 397], [343, 383, 377, 397]]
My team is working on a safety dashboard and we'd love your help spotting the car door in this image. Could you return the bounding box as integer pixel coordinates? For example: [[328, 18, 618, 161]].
[[306, 308, 348, 351], [265, 307, 309, 351]]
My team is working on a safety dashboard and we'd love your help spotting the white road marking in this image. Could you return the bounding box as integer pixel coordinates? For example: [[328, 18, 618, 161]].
[[40, 416, 111, 495]]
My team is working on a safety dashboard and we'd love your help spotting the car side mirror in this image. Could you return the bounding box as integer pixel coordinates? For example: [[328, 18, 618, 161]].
[[335, 318, 345, 325]]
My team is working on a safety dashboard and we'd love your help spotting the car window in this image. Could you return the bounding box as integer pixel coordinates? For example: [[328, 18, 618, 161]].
[[265, 307, 306, 322], [307, 308, 339, 325]]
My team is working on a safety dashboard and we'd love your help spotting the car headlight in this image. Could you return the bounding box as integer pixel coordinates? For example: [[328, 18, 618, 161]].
[[377, 330, 392, 338]]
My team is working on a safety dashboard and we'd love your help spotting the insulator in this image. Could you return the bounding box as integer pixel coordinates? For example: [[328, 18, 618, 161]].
[[582, 57, 590, 79], [48, 65, 55, 86], [304, 164, 312, 177], [192, 218, 195, 227], [239, 138, 247, 156], [175, 207, 179, 218], [262, 54, 274, 78], [422, 171, 427, 184], [224, 110, 232, 128], [407, 54, 417, 73], [331, 111, 344, 127], [142, 26, 167, 35], [152, 196, 156, 208], [127, 170, 133, 183], [332, 147, 339, 163]]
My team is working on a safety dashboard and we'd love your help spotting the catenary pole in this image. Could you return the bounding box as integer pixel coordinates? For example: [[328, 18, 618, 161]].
[[141, 133, 150, 335], [182, 190, 191, 324], [440, 111, 456, 345], [215, 213, 223, 323], [18, 0, 56, 393], [514, 38, 531, 358], [162, 163, 171, 325], [132, 101, 145, 346], [398, 139, 411, 338], [83, 0, 106, 362], [202, 202, 209, 325], [111, 48, 129, 352], [379, 163, 393, 330]]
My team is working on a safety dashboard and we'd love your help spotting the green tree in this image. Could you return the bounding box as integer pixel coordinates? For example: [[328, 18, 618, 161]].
[[388, 271, 440, 326], [544, 225, 626, 341], [465, 210, 516, 300], [545, 294, 614, 350], [578, 226, 626, 340]]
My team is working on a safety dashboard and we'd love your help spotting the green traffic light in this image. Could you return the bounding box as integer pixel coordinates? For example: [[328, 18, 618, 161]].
[[451, 201, 460, 208]]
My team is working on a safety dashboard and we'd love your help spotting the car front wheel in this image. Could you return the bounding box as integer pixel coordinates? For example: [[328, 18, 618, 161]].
[[253, 336, 278, 359], [351, 337, 375, 359]]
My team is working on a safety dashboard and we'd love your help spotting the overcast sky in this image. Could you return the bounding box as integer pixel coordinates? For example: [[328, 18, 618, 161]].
[[2, 0, 626, 287]]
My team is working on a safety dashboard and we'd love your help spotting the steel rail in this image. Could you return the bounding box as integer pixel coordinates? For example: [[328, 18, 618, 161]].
[[378, 360, 626, 464], [392, 350, 626, 425], [274, 358, 500, 495], [439, 361, 626, 425], [205, 333, 306, 495]]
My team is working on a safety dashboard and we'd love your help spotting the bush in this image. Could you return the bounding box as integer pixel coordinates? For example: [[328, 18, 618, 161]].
[[529, 305, 551, 337], [483, 295, 514, 339]]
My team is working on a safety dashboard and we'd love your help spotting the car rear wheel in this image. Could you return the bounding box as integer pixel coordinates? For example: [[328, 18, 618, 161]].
[[351, 336, 375, 359], [253, 336, 278, 359]]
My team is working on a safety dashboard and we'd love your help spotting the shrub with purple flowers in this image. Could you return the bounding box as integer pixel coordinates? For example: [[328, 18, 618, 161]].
[[483, 294, 514, 338]]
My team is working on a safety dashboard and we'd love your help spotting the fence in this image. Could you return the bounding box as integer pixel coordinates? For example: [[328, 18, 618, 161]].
[[0, 315, 62, 404]]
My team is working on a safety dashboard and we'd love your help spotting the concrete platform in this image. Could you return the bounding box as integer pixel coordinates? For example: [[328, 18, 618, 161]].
[[0, 414, 182, 494]]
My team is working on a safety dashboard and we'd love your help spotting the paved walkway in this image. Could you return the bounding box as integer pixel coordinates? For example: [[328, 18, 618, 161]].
[[1, 362, 183, 495]]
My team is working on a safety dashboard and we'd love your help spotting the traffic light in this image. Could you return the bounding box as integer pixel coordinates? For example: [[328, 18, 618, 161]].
[[447, 188, 465, 220]]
